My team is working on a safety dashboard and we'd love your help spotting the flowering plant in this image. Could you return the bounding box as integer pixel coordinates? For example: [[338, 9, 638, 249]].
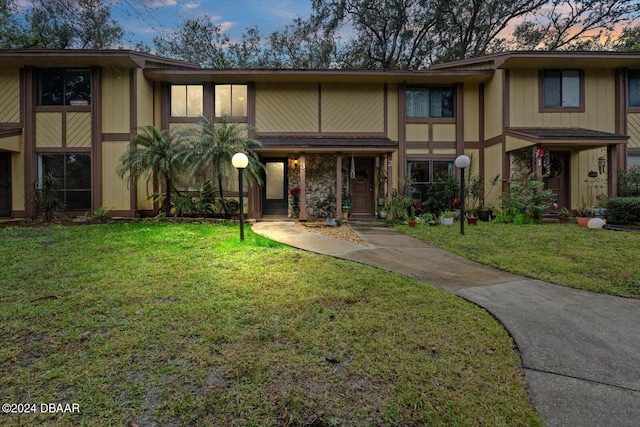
[[289, 187, 300, 197]]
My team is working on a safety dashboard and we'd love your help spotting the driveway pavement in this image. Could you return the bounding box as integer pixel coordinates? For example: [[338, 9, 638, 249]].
[[252, 221, 640, 427]]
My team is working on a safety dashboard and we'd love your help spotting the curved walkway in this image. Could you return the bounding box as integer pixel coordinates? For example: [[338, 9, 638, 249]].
[[252, 221, 640, 427]]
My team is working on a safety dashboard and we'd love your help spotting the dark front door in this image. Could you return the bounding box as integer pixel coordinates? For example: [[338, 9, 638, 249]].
[[262, 159, 288, 215], [350, 157, 374, 217], [0, 152, 11, 217], [544, 151, 570, 211]]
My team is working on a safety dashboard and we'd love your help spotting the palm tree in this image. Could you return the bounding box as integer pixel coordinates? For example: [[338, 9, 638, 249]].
[[117, 125, 188, 215], [183, 116, 263, 218]]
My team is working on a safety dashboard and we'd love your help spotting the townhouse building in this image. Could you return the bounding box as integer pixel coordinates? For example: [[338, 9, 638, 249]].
[[1, 49, 638, 220]]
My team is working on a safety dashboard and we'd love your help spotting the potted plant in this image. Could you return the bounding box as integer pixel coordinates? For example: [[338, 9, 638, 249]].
[[408, 206, 417, 228], [477, 173, 500, 222], [575, 199, 593, 227], [318, 196, 336, 226], [558, 207, 573, 223], [440, 210, 454, 225], [593, 193, 608, 219]]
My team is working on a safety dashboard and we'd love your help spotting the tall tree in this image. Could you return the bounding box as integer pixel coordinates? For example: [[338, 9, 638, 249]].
[[182, 116, 263, 218], [4, 0, 123, 49], [512, 0, 640, 51], [153, 15, 232, 68], [431, 0, 548, 63], [0, 0, 26, 48], [266, 17, 342, 68], [310, 0, 441, 69]]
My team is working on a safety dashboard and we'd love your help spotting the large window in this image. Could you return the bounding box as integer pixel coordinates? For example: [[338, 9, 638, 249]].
[[215, 84, 247, 117], [406, 87, 454, 118], [38, 153, 91, 209], [407, 160, 453, 202], [37, 69, 91, 106], [171, 85, 203, 117], [628, 71, 640, 107], [542, 69, 582, 109]]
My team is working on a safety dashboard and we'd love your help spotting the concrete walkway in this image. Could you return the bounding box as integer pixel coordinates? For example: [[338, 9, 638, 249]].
[[252, 221, 640, 427]]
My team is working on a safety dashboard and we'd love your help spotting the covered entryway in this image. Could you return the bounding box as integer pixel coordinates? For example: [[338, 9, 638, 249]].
[[262, 158, 288, 215], [349, 157, 375, 217], [544, 151, 570, 210], [0, 152, 11, 217]]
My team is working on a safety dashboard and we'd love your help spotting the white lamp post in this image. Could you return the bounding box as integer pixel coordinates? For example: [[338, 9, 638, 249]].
[[232, 152, 249, 241], [455, 155, 471, 236]]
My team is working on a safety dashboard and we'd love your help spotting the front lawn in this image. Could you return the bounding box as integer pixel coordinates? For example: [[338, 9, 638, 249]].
[[398, 221, 640, 299], [0, 222, 541, 426]]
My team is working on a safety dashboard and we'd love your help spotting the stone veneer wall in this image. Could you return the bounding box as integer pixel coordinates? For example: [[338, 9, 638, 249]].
[[287, 153, 351, 219]]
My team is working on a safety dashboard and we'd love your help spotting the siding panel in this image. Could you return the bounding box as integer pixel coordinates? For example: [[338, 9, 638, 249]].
[[628, 114, 640, 149], [67, 112, 92, 148], [322, 83, 384, 133], [35, 112, 63, 148], [255, 83, 318, 132], [0, 68, 20, 123], [102, 141, 131, 210]]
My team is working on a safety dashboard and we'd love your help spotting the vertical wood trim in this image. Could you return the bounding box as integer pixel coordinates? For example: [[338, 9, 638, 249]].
[[204, 81, 214, 121], [502, 70, 511, 194], [615, 68, 628, 171], [24, 66, 36, 216], [336, 154, 342, 218], [383, 84, 388, 136], [608, 144, 618, 197], [318, 84, 322, 133], [247, 81, 256, 138], [456, 82, 464, 156], [398, 82, 406, 184], [479, 84, 486, 179], [91, 66, 102, 211], [299, 153, 307, 220], [61, 111, 67, 147], [128, 68, 137, 215], [428, 124, 433, 154]]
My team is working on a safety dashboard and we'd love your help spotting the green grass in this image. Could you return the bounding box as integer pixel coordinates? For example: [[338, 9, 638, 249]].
[[0, 222, 541, 426], [398, 221, 640, 299]]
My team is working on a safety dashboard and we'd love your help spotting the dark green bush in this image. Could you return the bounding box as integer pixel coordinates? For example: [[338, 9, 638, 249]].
[[606, 197, 640, 225]]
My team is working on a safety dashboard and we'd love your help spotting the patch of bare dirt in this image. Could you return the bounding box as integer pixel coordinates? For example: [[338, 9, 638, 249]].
[[295, 221, 366, 246]]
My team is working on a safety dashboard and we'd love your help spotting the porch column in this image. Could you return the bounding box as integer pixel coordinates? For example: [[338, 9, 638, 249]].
[[299, 153, 308, 220], [336, 154, 343, 219], [386, 152, 393, 202], [608, 144, 618, 198]]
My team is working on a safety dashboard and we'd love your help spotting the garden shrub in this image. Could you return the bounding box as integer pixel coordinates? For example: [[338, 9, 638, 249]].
[[617, 166, 640, 197], [607, 197, 640, 225]]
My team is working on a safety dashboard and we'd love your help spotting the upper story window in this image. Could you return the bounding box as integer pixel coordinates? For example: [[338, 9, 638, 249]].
[[170, 85, 203, 118], [215, 84, 247, 118], [628, 70, 640, 107], [541, 69, 583, 110], [406, 87, 454, 118], [37, 69, 91, 106]]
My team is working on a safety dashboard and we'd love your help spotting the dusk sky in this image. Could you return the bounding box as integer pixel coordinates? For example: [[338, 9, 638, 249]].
[[107, 0, 314, 47]]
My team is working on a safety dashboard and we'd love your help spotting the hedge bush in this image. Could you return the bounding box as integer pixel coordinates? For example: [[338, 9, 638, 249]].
[[607, 197, 640, 225]]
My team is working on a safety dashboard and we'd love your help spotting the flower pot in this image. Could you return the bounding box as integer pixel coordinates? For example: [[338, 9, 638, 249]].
[[378, 210, 388, 219], [478, 210, 493, 222], [466, 216, 479, 225], [377, 197, 386, 206], [441, 217, 454, 226], [409, 220, 417, 228], [325, 217, 336, 227], [576, 217, 590, 227]]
